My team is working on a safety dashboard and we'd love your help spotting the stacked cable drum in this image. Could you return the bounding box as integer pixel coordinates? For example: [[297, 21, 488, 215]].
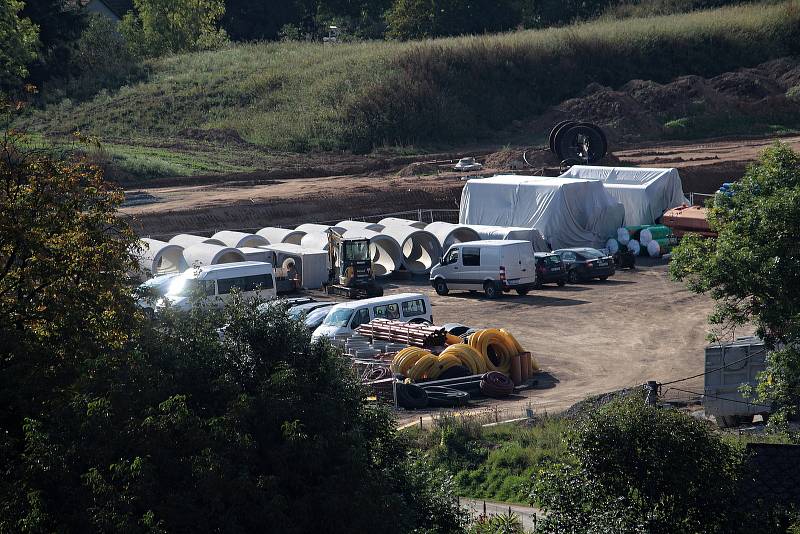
[[390, 328, 536, 386]]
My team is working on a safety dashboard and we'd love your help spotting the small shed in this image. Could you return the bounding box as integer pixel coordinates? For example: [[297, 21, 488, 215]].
[[262, 243, 329, 289]]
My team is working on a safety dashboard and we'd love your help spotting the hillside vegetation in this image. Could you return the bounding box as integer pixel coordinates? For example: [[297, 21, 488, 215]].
[[26, 1, 800, 155]]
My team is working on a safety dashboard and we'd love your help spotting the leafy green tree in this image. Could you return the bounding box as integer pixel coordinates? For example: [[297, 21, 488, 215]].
[[670, 144, 800, 427], [533, 398, 744, 533], [120, 0, 228, 57], [0, 0, 39, 90]]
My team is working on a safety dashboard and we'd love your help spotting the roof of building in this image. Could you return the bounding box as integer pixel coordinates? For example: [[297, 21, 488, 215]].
[[81, 0, 134, 18]]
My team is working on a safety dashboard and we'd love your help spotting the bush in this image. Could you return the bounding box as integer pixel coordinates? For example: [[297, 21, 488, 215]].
[[533, 398, 745, 534]]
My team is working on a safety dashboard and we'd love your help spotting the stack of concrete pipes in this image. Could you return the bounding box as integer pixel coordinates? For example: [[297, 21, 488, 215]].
[[134, 220, 543, 280]]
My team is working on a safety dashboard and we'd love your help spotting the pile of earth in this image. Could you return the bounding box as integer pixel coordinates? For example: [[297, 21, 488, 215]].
[[529, 57, 800, 143]]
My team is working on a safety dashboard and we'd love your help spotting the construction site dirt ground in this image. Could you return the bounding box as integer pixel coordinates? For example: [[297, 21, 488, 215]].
[[363, 259, 718, 426], [121, 134, 800, 237]]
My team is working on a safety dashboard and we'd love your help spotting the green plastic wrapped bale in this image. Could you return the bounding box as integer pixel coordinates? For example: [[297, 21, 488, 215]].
[[640, 225, 671, 245], [624, 225, 652, 240]]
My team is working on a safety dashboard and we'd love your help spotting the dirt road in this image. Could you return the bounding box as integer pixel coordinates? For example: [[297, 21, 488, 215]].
[[387, 260, 720, 423], [121, 134, 800, 237]]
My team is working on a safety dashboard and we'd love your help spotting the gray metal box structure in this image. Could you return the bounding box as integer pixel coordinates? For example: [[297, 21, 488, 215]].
[[704, 336, 768, 420], [261, 244, 329, 290]]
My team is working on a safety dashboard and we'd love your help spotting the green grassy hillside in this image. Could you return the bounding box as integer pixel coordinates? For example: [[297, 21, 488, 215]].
[[26, 1, 800, 155]]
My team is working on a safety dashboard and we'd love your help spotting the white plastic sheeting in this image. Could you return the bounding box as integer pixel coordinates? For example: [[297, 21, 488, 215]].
[[136, 238, 187, 278], [337, 220, 385, 233], [380, 225, 442, 274], [377, 217, 426, 230], [461, 224, 549, 252], [182, 243, 246, 267], [211, 230, 268, 248], [425, 221, 481, 250], [256, 227, 306, 245], [169, 234, 220, 248], [559, 166, 688, 226], [459, 175, 624, 249], [342, 229, 402, 278], [262, 243, 329, 289]]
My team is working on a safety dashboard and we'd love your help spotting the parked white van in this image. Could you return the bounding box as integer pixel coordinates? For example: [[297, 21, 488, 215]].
[[429, 240, 536, 298], [311, 292, 432, 342], [158, 261, 276, 311]]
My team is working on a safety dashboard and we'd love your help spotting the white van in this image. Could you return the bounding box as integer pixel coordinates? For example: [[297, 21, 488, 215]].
[[429, 240, 536, 298], [158, 261, 277, 311], [311, 292, 432, 342]]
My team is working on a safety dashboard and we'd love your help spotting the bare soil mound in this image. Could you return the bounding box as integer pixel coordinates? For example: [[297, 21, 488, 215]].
[[536, 57, 800, 143]]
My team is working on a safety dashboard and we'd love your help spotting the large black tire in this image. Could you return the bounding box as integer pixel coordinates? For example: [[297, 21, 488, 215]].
[[484, 281, 500, 299], [556, 123, 608, 163], [557, 280, 566, 287], [434, 279, 449, 296], [568, 270, 580, 283], [533, 278, 543, 290], [599, 276, 609, 281], [516, 289, 529, 296], [550, 120, 578, 155], [549, 120, 576, 153]]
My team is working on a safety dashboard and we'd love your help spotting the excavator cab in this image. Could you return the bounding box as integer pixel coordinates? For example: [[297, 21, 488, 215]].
[[326, 230, 383, 298]]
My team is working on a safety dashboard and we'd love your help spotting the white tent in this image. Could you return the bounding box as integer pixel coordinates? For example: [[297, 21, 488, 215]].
[[463, 224, 549, 252], [459, 175, 625, 249], [559, 166, 688, 226]]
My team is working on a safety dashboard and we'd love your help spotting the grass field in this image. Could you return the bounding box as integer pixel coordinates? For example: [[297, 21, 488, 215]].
[[23, 1, 800, 159]]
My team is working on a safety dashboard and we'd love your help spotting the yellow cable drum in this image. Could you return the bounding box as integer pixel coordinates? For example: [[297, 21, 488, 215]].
[[467, 328, 520, 375]]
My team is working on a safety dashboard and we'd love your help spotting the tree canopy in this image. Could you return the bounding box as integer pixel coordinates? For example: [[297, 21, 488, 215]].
[[0, 0, 39, 90], [670, 144, 800, 426], [533, 397, 745, 533], [0, 113, 463, 531]]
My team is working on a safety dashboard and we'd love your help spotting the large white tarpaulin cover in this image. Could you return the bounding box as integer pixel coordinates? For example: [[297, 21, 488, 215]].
[[459, 175, 625, 249], [559, 166, 688, 226]]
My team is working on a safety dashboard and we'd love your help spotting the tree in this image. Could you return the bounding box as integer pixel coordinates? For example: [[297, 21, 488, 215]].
[[19, 0, 86, 86], [0, 0, 39, 90], [533, 398, 744, 533], [0, 115, 464, 530], [222, 0, 302, 41], [120, 0, 228, 57], [386, 0, 520, 40], [670, 144, 800, 427]]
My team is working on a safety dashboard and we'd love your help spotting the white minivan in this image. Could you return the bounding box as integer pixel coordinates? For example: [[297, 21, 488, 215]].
[[311, 292, 432, 342], [429, 240, 537, 298], [158, 261, 277, 311]]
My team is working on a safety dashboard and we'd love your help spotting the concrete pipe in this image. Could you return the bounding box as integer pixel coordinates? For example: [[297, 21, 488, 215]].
[[256, 227, 306, 245], [342, 229, 402, 278], [377, 217, 426, 229], [337, 220, 385, 232], [182, 243, 246, 267], [300, 232, 331, 251], [295, 223, 345, 235], [380, 225, 442, 274], [137, 238, 187, 278], [169, 234, 220, 248], [211, 230, 268, 248], [425, 221, 481, 251]]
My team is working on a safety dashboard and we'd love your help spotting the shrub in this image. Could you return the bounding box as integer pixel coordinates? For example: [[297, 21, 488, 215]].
[[533, 398, 745, 534]]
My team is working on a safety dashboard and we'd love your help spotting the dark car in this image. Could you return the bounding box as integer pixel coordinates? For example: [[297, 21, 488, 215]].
[[534, 252, 567, 288], [303, 304, 335, 330], [554, 248, 615, 282]]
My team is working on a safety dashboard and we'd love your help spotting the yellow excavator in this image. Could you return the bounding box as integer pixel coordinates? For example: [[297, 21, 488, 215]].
[[325, 229, 384, 299]]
